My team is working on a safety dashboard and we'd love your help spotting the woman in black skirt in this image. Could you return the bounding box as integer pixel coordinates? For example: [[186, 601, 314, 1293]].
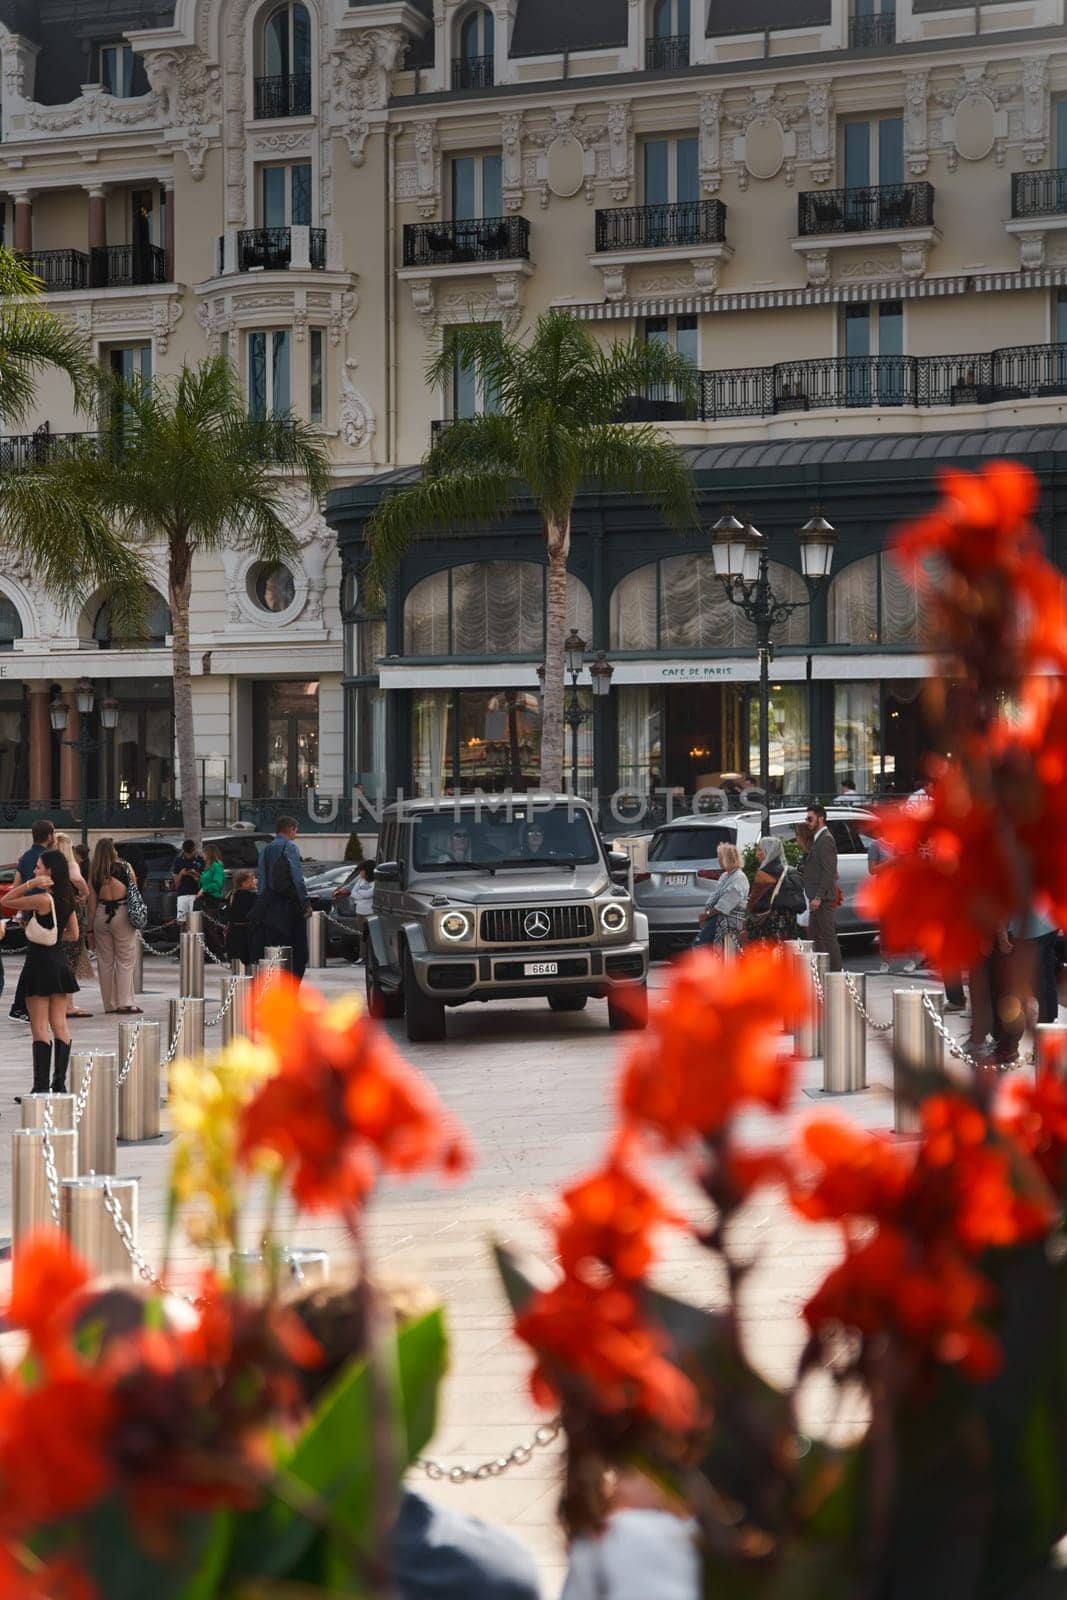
[[3, 849, 79, 1095]]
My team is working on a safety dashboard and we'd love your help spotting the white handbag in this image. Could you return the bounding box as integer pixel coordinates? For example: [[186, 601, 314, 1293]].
[[25, 893, 57, 947]]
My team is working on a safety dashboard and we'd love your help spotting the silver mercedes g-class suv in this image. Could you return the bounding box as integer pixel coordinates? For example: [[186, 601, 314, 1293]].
[[364, 796, 649, 1043]]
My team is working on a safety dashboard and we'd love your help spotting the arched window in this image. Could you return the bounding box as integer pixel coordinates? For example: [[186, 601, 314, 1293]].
[[828, 553, 935, 646], [610, 556, 809, 650], [0, 594, 22, 652], [256, 1, 312, 118], [93, 588, 172, 650], [403, 562, 593, 657], [647, 0, 689, 67], [454, 5, 494, 89]]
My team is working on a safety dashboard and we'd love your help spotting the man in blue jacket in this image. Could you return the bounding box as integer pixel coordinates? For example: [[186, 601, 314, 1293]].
[[249, 815, 311, 978]]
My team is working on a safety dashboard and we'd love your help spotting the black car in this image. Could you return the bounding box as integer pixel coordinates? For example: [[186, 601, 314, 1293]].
[[305, 863, 365, 960], [116, 831, 275, 942]]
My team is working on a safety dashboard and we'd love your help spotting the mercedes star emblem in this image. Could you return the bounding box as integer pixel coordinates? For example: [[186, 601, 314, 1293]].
[[524, 910, 551, 939]]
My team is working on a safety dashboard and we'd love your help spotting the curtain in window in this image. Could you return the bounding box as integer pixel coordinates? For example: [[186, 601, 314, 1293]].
[[749, 685, 809, 800], [828, 554, 879, 646], [834, 682, 881, 792], [452, 561, 543, 654], [880, 552, 929, 645], [412, 691, 451, 796], [611, 566, 658, 649], [404, 571, 449, 655], [616, 686, 663, 792], [565, 573, 594, 641]]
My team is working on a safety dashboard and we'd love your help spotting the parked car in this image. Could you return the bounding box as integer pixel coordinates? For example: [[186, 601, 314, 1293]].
[[635, 807, 879, 959], [116, 832, 275, 940], [305, 863, 365, 959]]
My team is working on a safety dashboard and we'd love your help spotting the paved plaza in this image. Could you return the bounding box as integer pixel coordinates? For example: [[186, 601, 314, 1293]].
[[0, 944, 978, 1596]]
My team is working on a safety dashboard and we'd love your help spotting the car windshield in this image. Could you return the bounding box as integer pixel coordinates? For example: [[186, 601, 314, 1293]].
[[411, 806, 600, 870], [648, 827, 736, 864], [307, 865, 356, 887]]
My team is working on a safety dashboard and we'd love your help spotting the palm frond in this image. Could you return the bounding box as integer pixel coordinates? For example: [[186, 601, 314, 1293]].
[[367, 468, 514, 602], [577, 424, 700, 532], [581, 337, 700, 421], [0, 469, 149, 609], [0, 251, 98, 423], [424, 412, 521, 480]]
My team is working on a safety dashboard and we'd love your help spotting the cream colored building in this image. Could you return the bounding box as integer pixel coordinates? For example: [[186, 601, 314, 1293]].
[[1, 0, 1067, 826]]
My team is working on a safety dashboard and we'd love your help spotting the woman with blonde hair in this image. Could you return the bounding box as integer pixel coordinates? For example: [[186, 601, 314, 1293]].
[[88, 836, 141, 1015], [694, 841, 749, 953], [53, 831, 93, 1017]]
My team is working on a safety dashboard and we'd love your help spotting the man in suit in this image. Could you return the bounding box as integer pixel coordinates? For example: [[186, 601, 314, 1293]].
[[802, 803, 841, 972]]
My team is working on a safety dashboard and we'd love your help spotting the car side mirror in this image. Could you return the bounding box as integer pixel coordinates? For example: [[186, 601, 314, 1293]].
[[374, 861, 401, 883], [608, 850, 631, 885]]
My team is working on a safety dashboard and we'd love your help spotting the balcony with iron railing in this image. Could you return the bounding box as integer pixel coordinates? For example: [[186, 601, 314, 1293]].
[[253, 73, 312, 119], [0, 427, 102, 471], [402, 215, 530, 268], [1012, 169, 1067, 218], [798, 182, 935, 235], [90, 243, 168, 288], [18, 250, 90, 292], [452, 54, 493, 90], [848, 10, 895, 46], [231, 226, 327, 272], [645, 33, 690, 69], [596, 200, 727, 252]]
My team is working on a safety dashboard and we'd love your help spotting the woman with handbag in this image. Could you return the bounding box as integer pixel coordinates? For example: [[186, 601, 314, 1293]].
[[88, 837, 143, 1016], [746, 837, 804, 945], [2, 849, 80, 1094], [694, 842, 750, 953]]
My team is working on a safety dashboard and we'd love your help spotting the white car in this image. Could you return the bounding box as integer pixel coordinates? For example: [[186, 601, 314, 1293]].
[[634, 807, 879, 960]]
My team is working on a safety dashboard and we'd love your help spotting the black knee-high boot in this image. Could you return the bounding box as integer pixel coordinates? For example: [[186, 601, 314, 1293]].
[[51, 1039, 71, 1094], [31, 1040, 51, 1095]]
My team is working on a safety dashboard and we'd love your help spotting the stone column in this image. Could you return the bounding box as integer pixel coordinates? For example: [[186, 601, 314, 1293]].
[[12, 196, 32, 253], [87, 188, 107, 251], [28, 687, 52, 808], [59, 695, 81, 812], [163, 181, 175, 280]]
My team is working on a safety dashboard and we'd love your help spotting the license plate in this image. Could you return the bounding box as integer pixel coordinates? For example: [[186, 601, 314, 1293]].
[[666, 873, 689, 887], [524, 961, 559, 976]]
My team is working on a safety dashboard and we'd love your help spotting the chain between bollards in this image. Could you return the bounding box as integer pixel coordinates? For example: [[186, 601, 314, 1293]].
[[72, 1050, 95, 1125], [416, 1418, 562, 1483], [117, 1017, 146, 1087], [205, 975, 242, 1027], [920, 990, 982, 1070], [101, 1178, 199, 1306], [808, 951, 824, 1006], [41, 1100, 61, 1226], [843, 970, 894, 1033], [160, 997, 189, 1068]]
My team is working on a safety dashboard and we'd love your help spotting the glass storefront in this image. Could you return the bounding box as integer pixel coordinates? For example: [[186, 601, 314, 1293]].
[[833, 678, 931, 796], [89, 678, 175, 805], [0, 685, 26, 799], [252, 679, 319, 797], [411, 687, 592, 795], [747, 684, 810, 800]]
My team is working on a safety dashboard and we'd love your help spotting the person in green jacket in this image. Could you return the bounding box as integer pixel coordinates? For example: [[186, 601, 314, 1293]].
[[197, 845, 225, 908]]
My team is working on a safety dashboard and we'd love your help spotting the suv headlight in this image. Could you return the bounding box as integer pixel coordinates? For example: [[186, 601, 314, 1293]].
[[600, 902, 629, 934], [438, 909, 474, 943]]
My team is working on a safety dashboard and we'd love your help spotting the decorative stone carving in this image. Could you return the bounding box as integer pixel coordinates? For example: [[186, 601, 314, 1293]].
[[413, 121, 441, 218], [904, 72, 929, 177], [528, 111, 606, 207], [152, 298, 183, 355], [339, 360, 377, 451], [251, 130, 313, 155], [837, 259, 898, 279], [691, 258, 722, 293], [330, 26, 407, 168], [953, 92, 997, 163], [606, 101, 633, 201], [806, 80, 833, 184], [1017, 230, 1047, 270], [699, 94, 722, 195], [196, 300, 233, 359], [492, 270, 525, 331], [328, 289, 358, 348], [936, 66, 1018, 172], [799, 248, 830, 287], [501, 112, 525, 212], [899, 240, 930, 279], [601, 263, 628, 301], [1, 33, 37, 105], [727, 89, 799, 189], [407, 277, 437, 331], [1022, 57, 1049, 166], [143, 49, 221, 181], [546, 134, 585, 198]]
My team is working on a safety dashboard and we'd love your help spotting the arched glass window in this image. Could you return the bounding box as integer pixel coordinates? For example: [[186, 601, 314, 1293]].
[[828, 553, 935, 646], [403, 562, 593, 657], [610, 556, 809, 650], [258, 2, 312, 117], [0, 594, 22, 652], [652, 0, 690, 39], [93, 588, 171, 650], [454, 6, 494, 88]]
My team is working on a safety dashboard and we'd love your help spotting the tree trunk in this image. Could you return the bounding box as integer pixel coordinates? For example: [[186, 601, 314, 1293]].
[[169, 534, 201, 849], [539, 516, 571, 793]]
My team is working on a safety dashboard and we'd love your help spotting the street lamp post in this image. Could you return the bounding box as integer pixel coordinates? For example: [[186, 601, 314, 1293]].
[[710, 511, 836, 829], [541, 632, 615, 795], [49, 678, 120, 848]]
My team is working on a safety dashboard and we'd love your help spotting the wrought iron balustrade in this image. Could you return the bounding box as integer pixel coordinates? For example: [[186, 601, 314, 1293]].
[[798, 182, 935, 235], [234, 226, 326, 271], [18, 249, 90, 292], [452, 54, 493, 89], [595, 199, 727, 251], [90, 243, 168, 288], [402, 215, 530, 267], [309, 226, 326, 268], [1012, 168, 1067, 218], [691, 342, 1067, 420], [0, 427, 102, 472], [253, 73, 312, 119], [848, 11, 895, 46], [645, 33, 690, 69]]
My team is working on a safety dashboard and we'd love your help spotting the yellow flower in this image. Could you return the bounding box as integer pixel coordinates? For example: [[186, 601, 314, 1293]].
[[170, 1039, 278, 1250]]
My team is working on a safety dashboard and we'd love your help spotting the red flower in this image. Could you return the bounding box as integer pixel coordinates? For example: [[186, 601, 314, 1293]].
[[515, 1276, 700, 1433], [619, 947, 809, 1148], [6, 1231, 90, 1370], [0, 1374, 115, 1535], [790, 1117, 912, 1229], [857, 767, 1016, 974], [0, 1547, 97, 1600], [997, 1071, 1067, 1196], [237, 979, 470, 1212], [554, 1145, 684, 1284], [917, 1094, 1054, 1252]]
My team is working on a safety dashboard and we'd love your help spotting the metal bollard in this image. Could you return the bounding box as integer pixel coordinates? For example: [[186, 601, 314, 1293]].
[[892, 989, 944, 1134], [179, 932, 205, 999], [822, 972, 867, 1094], [185, 908, 203, 937], [1035, 1022, 1067, 1080], [118, 1020, 161, 1142], [231, 958, 249, 976], [167, 996, 206, 1066], [230, 1246, 330, 1293], [61, 1175, 138, 1279], [13, 1126, 77, 1245], [265, 945, 293, 973], [21, 1093, 75, 1131], [71, 1051, 118, 1176], [133, 935, 143, 994], [221, 974, 256, 1047], [795, 949, 826, 1060], [308, 911, 327, 969], [257, 957, 281, 988]]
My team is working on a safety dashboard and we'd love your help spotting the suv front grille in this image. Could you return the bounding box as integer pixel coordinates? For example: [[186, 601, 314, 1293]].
[[480, 905, 595, 943]]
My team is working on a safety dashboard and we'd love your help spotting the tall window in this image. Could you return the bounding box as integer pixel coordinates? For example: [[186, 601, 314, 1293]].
[[261, 163, 311, 228], [131, 188, 165, 248], [642, 136, 699, 206], [262, 2, 311, 82], [652, 0, 690, 38], [451, 154, 503, 221], [99, 42, 135, 96], [843, 116, 904, 188], [248, 329, 292, 419], [448, 323, 500, 419], [252, 680, 319, 797], [109, 345, 152, 384], [841, 301, 904, 403], [1056, 98, 1067, 171], [309, 328, 324, 424], [458, 6, 494, 67], [1055, 288, 1067, 346], [641, 315, 698, 414]]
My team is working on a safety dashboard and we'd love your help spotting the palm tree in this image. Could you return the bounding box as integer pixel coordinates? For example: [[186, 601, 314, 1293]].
[[368, 311, 699, 791], [0, 249, 146, 603], [40, 356, 331, 845]]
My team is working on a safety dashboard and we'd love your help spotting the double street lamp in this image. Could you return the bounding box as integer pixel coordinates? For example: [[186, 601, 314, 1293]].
[[539, 630, 615, 794], [49, 677, 120, 847], [710, 510, 837, 827]]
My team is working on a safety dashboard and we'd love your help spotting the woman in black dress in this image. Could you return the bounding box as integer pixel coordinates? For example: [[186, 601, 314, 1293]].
[[2, 849, 79, 1094]]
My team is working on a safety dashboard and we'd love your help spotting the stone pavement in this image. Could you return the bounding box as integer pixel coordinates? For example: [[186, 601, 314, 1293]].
[[0, 944, 978, 1598]]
